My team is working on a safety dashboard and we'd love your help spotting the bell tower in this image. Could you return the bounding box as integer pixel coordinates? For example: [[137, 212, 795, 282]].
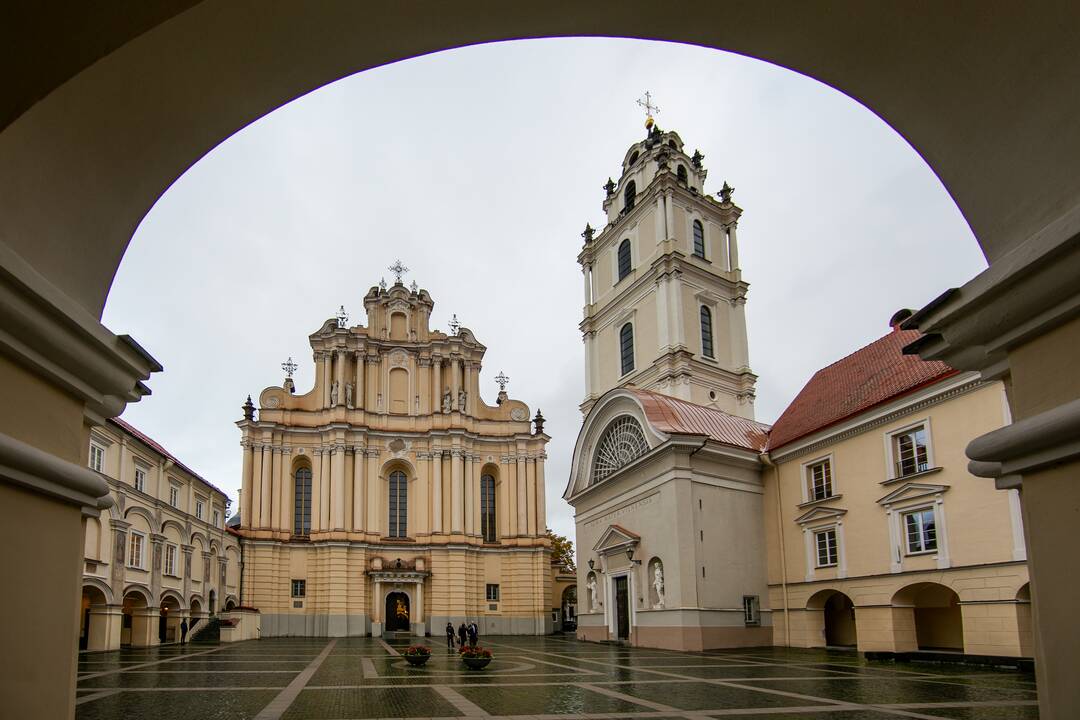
[[578, 113, 756, 418]]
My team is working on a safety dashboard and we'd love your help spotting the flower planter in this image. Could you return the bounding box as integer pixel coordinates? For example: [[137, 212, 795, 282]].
[[404, 654, 430, 667], [462, 656, 492, 670]]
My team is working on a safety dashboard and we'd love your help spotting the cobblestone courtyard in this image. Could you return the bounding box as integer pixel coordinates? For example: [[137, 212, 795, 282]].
[[76, 636, 1038, 720]]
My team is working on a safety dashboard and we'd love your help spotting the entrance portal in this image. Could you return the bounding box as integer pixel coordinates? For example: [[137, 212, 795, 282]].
[[385, 592, 410, 632], [614, 576, 630, 641]]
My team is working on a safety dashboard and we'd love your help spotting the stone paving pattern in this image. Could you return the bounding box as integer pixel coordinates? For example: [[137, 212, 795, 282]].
[[75, 636, 1038, 720]]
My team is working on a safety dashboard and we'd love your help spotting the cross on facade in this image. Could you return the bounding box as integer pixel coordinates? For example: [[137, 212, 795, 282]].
[[637, 91, 660, 120], [495, 371, 510, 392], [282, 357, 298, 378], [448, 314, 461, 335], [336, 305, 349, 328], [388, 259, 409, 284]]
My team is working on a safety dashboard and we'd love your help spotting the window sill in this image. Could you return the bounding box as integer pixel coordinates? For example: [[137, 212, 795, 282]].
[[881, 466, 942, 485], [797, 494, 843, 510], [381, 536, 416, 543], [163, 573, 181, 579], [815, 563, 838, 570], [904, 549, 938, 558], [126, 566, 149, 574]]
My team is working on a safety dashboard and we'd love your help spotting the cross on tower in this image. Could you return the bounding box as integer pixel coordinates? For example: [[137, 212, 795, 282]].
[[282, 357, 298, 378], [637, 91, 660, 120], [388, 259, 409, 284], [495, 371, 510, 392]]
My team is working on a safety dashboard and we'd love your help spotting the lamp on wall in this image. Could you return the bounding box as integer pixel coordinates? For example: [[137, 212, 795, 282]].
[[587, 559, 595, 570], [626, 548, 641, 565]]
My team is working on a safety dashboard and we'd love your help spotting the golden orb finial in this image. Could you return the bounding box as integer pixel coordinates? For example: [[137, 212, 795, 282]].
[[645, 115, 654, 130]]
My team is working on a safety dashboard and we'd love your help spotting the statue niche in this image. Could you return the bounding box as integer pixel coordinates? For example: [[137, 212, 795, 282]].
[[649, 558, 665, 609]]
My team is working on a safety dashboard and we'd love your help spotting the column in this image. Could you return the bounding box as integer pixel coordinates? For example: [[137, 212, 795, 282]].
[[432, 357, 443, 412], [516, 453, 527, 536], [654, 195, 665, 242], [431, 450, 443, 533], [451, 449, 464, 533], [354, 351, 365, 411], [413, 581, 425, 636], [334, 350, 346, 406], [331, 445, 345, 530], [418, 358, 431, 415], [311, 449, 323, 532], [87, 605, 123, 652], [260, 444, 272, 528], [416, 453, 430, 536], [463, 362, 473, 415], [525, 455, 537, 536], [269, 446, 282, 531], [278, 447, 292, 531], [728, 223, 740, 270], [450, 357, 461, 412], [730, 295, 750, 370], [366, 450, 380, 535], [366, 355, 378, 410], [149, 533, 164, 601], [583, 333, 593, 397], [656, 276, 671, 350], [109, 522, 129, 601], [250, 444, 263, 528], [669, 272, 685, 349], [463, 452, 474, 536], [320, 352, 331, 407], [582, 263, 592, 306], [352, 446, 365, 532], [181, 545, 193, 611], [240, 442, 254, 529], [664, 189, 675, 240], [535, 454, 547, 534], [507, 456, 519, 537], [471, 455, 482, 540], [320, 446, 332, 530]]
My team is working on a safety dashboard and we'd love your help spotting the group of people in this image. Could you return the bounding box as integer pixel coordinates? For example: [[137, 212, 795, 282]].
[[445, 621, 479, 649]]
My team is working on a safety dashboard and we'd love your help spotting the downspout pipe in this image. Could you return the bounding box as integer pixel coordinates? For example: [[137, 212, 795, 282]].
[[759, 451, 790, 648]]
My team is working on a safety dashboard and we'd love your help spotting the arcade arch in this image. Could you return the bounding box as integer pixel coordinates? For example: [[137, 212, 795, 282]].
[[892, 582, 963, 652]]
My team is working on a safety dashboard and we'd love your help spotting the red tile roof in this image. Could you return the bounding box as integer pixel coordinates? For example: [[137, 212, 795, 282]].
[[767, 327, 956, 451], [627, 388, 771, 451], [108, 417, 230, 500]]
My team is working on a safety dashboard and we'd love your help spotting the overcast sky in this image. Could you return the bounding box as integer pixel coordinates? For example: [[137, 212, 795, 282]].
[[102, 38, 986, 544]]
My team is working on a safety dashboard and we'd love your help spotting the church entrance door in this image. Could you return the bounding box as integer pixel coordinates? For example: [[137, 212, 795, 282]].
[[614, 576, 630, 641], [385, 592, 410, 632]]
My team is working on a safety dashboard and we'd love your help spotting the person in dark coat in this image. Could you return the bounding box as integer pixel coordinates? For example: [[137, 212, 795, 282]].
[[467, 622, 478, 647], [445, 622, 455, 649], [180, 619, 188, 643], [457, 622, 468, 649]]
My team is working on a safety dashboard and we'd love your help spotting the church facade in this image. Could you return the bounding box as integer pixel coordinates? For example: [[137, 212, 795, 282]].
[[567, 120, 1030, 656], [236, 279, 551, 637]]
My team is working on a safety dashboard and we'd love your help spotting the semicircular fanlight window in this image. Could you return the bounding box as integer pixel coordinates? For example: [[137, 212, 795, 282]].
[[591, 416, 650, 485]]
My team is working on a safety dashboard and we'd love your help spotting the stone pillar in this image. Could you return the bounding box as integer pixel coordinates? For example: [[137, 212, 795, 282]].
[[664, 189, 675, 240], [506, 456, 518, 537], [730, 294, 750, 371], [366, 450, 380, 536], [535, 454, 547, 533], [431, 450, 443, 534], [463, 452, 474, 536], [655, 275, 671, 350], [418, 357, 431, 415], [131, 608, 158, 647], [310, 449, 323, 533], [250, 444, 263, 528], [654, 195, 665, 242], [728, 223, 740, 270], [516, 453, 527, 536], [260, 444, 272, 529], [471, 455, 482, 540], [451, 449, 464, 533], [365, 354, 378, 410], [352, 446, 365, 532], [525, 455, 537, 536], [240, 441, 254, 529], [414, 582, 425, 636], [450, 357, 461, 412], [149, 533, 165, 600], [582, 263, 592, 306], [87, 605, 123, 652], [334, 350, 346, 406], [372, 580, 382, 636], [669, 271, 685, 349], [109, 521, 129, 601], [320, 352, 331, 408], [278, 447, 292, 531], [331, 445, 345, 530], [463, 362, 473, 415], [498, 457, 511, 539], [354, 351, 365, 411], [415, 452, 430, 536], [181, 545, 194, 611], [320, 446, 332, 530], [432, 357, 442, 412]]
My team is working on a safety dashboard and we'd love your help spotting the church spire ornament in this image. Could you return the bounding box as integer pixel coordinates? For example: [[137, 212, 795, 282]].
[[636, 91, 660, 130], [388, 259, 409, 284]]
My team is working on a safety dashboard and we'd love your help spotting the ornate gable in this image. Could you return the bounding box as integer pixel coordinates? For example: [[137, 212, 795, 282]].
[[877, 482, 950, 507], [794, 506, 848, 525], [592, 524, 641, 556]]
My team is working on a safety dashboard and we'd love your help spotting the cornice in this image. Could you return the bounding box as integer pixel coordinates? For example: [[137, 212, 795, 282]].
[[0, 429, 110, 513]]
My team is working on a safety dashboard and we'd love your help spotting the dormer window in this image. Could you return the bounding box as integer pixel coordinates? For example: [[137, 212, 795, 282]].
[[628, 151, 639, 166], [677, 165, 688, 184], [667, 139, 677, 149], [624, 181, 636, 212]]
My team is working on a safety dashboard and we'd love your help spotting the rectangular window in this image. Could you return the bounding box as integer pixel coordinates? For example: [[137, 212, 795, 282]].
[[743, 595, 761, 626], [169, 484, 179, 508], [291, 579, 306, 598], [164, 543, 177, 576], [893, 425, 930, 477], [128, 532, 145, 569], [89, 444, 104, 473], [213, 509, 220, 527], [195, 498, 205, 520], [903, 507, 938, 554], [133, 467, 146, 493], [486, 583, 500, 601], [807, 459, 833, 501], [815, 528, 838, 567]]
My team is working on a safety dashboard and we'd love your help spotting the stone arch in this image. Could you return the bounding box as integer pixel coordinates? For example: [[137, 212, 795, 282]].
[[892, 582, 963, 651], [806, 588, 858, 648], [209, 539, 221, 554], [122, 584, 153, 606], [189, 530, 208, 549], [159, 591, 183, 643], [159, 588, 185, 608], [82, 577, 114, 606], [160, 518, 185, 537], [224, 595, 238, 611], [123, 506, 157, 533], [79, 582, 112, 651]]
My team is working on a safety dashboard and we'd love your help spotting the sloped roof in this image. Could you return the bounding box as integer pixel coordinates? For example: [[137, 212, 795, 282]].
[[767, 327, 956, 451], [109, 417, 230, 500], [627, 388, 770, 451]]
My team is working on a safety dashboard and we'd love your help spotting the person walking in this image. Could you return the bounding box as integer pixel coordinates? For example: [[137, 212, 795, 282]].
[[179, 619, 188, 644], [457, 622, 468, 649], [467, 622, 478, 647], [445, 622, 455, 650]]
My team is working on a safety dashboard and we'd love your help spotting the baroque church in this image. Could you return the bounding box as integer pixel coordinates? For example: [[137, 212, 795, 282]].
[[566, 117, 1029, 655], [235, 277, 552, 636]]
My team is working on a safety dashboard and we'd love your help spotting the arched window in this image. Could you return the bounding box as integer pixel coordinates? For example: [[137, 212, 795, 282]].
[[388, 470, 408, 538], [617, 239, 632, 281], [481, 474, 497, 543], [628, 151, 639, 166], [293, 467, 312, 536], [692, 220, 706, 258], [700, 306, 714, 358], [620, 323, 635, 375], [624, 180, 636, 211], [668, 139, 677, 149], [677, 164, 688, 183], [591, 416, 650, 484]]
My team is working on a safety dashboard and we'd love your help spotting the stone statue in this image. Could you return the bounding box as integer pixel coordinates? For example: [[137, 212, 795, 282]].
[[442, 387, 452, 414], [587, 576, 598, 612], [330, 380, 339, 406], [653, 562, 666, 609], [458, 389, 467, 412], [345, 382, 354, 408]]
